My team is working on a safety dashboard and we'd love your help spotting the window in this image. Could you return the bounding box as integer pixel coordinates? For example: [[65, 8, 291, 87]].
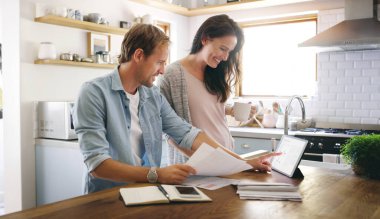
[[239, 16, 317, 97], [155, 21, 171, 63]]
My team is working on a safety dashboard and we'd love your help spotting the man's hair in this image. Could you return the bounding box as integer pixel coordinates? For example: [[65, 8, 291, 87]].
[[118, 24, 170, 63]]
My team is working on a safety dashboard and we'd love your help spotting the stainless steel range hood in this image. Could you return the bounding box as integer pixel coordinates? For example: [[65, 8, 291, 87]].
[[299, 0, 380, 51]]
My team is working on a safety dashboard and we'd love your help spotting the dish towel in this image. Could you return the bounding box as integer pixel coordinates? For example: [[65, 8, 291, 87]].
[[323, 154, 339, 163]]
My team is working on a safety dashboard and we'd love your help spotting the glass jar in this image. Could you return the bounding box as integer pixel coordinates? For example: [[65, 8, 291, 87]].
[[38, 42, 57, 60]]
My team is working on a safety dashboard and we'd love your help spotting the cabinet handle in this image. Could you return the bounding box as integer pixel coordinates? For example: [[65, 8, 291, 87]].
[[241, 144, 250, 149]]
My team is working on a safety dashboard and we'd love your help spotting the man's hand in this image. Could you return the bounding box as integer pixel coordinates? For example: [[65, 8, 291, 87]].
[[157, 164, 196, 184], [245, 152, 282, 172]]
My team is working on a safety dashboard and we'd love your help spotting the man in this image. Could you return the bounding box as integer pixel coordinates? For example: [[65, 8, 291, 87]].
[[74, 24, 277, 193]]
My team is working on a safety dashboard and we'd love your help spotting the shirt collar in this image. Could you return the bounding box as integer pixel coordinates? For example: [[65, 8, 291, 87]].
[[111, 66, 148, 103]]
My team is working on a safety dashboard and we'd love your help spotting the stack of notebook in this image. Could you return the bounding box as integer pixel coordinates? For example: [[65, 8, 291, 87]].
[[236, 182, 302, 202]]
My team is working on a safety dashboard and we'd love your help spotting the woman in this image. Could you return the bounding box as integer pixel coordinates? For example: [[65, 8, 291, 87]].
[[157, 14, 245, 165]]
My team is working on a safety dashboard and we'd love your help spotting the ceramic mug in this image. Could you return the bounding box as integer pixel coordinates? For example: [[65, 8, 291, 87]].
[[261, 114, 277, 128], [233, 102, 251, 121]]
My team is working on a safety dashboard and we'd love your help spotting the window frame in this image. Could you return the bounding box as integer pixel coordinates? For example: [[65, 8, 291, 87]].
[[236, 14, 317, 98]]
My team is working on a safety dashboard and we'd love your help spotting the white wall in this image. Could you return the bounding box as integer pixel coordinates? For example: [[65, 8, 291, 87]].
[[3, 0, 189, 213], [0, 0, 4, 209], [3, 0, 22, 213]]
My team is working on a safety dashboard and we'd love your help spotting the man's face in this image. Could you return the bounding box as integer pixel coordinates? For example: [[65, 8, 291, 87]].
[[137, 43, 168, 87]]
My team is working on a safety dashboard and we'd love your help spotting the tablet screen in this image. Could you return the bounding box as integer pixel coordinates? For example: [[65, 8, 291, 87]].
[[271, 135, 308, 177]]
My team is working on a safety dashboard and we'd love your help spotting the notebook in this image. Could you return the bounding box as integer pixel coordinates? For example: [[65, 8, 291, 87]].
[[120, 185, 212, 206]]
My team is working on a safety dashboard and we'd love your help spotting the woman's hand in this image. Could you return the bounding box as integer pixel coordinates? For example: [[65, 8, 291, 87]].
[[245, 152, 282, 172]]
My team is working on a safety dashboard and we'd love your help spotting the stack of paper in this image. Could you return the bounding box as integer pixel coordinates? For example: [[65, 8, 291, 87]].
[[186, 143, 252, 176], [236, 182, 302, 201]]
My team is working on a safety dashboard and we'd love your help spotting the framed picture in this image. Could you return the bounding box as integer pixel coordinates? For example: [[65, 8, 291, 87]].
[[87, 32, 111, 56]]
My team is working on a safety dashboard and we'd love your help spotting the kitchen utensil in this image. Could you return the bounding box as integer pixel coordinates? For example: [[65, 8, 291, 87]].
[[38, 42, 57, 60]]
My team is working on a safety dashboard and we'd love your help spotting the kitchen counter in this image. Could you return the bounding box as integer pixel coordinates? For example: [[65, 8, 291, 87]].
[[229, 126, 296, 139], [3, 166, 379, 219]]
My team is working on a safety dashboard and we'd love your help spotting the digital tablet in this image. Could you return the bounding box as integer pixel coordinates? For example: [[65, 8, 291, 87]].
[[271, 135, 308, 178]]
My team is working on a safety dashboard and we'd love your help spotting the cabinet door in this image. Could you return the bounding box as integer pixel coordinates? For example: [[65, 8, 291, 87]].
[[233, 137, 274, 155], [36, 144, 85, 206]]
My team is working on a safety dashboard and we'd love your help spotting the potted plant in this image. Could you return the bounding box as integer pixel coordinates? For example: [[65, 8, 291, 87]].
[[341, 134, 380, 180]]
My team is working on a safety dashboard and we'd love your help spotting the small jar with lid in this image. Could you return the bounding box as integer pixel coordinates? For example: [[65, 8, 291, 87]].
[[38, 42, 57, 60]]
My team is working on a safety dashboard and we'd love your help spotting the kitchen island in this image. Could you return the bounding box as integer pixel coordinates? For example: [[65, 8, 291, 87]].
[[2, 166, 379, 219]]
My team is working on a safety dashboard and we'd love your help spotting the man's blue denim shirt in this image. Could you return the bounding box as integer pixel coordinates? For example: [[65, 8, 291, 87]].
[[73, 68, 200, 193]]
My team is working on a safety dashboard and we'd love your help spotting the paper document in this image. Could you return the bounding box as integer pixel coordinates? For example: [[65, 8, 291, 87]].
[[186, 143, 252, 176], [236, 182, 302, 202], [183, 175, 240, 190]]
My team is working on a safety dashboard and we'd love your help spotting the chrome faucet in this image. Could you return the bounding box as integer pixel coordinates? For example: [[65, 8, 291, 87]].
[[284, 95, 306, 135]]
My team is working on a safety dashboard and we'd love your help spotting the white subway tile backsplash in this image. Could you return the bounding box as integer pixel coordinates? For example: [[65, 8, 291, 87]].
[[354, 61, 371, 69], [372, 60, 380, 68], [363, 51, 380, 60], [303, 8, 380, 125], [371, 93, 380, 101], [317, 53, 329, 62], [337, 77, 352, 85], [370, 110, 380, 117], [360, 118, 378, 124], [353, 110, 370, 117], [328, 117, 344, 123], [321, 62, 337, 70], [345, 69, 361, 77], [328, 101, 345, 109], [362, 102, 379, 110], [353, 94, 371, 101], [362, 85, 379, 93], [336, 109, 353, 117], [337, 61, 354, 69], [329, 70, 345, 77], [320, 109, 336, 116], [353, 77, 370, 85], [344, 118, 361, 124], [329, 85, 344, 93], [330, 53, 345, 61], [320, 93, 337, 101], [320, 77, 337, 85], [318, 84, 329, 93], [345, 101, 361, 109], [345, 52, 362, 61], [362, 69, 379, 76], [337, 93, 353, 101], [344, 85, 361, 93], [371, 77, 380, 84]]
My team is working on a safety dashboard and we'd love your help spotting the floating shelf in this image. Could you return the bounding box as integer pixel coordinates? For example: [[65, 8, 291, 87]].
[[34, 15, 129, 35], [129, 0, 313, 16], [34, 59, 117, 69]]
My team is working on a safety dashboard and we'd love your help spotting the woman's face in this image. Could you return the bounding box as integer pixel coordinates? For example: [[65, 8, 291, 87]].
[[201, 35, 237, 68]]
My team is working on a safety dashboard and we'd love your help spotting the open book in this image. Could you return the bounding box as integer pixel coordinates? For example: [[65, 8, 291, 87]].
[[120, 185, 212, 206]]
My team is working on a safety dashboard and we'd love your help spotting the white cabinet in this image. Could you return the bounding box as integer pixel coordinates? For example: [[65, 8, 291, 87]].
[[35, 139, 84, 206], [233, 137, 277, 155]]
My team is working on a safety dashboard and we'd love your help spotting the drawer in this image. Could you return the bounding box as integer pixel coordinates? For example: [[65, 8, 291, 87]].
[[233, 137, 276, 155]]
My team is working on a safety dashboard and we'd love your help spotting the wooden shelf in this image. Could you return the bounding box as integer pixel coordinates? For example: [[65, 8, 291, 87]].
[[130, 0, 313, 16], [34, 59, 117, 69], [34, 15, 129, 35]]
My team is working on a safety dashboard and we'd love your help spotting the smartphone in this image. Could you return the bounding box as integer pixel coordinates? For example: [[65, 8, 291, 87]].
[[174, 186, 201, 198]]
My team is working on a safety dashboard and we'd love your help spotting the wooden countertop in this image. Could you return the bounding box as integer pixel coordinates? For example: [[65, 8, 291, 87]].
[[2, 166, 380, 219]]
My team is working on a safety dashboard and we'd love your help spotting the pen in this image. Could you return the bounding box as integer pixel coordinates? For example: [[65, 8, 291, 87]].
[[157, 185, 170, 199]]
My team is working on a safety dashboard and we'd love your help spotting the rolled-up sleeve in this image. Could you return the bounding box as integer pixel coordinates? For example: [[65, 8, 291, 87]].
[[73, 82, 111, 172]]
